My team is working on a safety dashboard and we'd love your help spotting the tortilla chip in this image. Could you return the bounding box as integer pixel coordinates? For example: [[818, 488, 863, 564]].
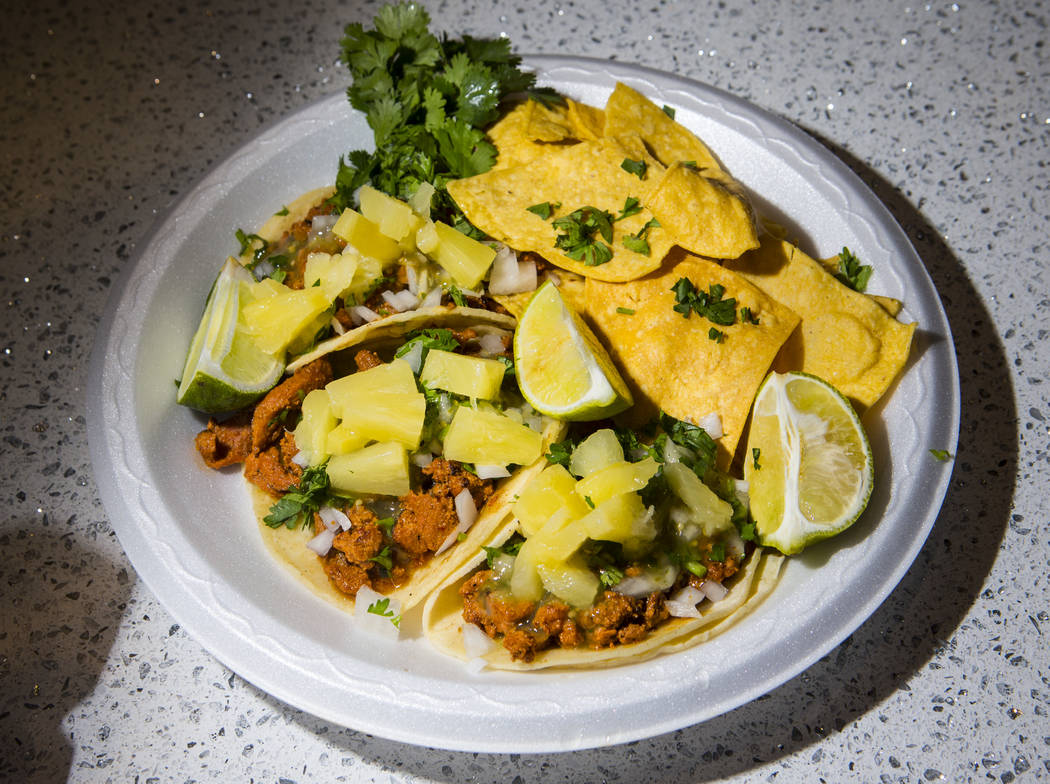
[[525, 99, 576, 142], [566, 98, 605, 140], [584, 253, 801, 465], [646, 163, 759, 259], [604, 82, 722, 172], [448, 137, 672, 282], [725, 237, 916, 409]]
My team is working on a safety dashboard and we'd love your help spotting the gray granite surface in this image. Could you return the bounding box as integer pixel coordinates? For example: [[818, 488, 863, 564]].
[[2, 0, 1047, 780]]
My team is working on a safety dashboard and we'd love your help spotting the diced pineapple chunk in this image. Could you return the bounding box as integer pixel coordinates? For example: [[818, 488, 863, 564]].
[[327, 441, 411, 497], [579, 492, 656, 544], [531, 508, 589, 561], [420, 349, 506, 400], [574, 457, 659, 507], [241, 285, 331, 356], [429, 221, 496, 289], [293, 389, 336, 466], [337, 392, 426, 449], [442, 406, 543, 467], [304, 251, 359, 302], [325, 359, 418, 414], [325, 422, 370, 456], [664, 463, 733, 536], [332, 208, 402, 263], [513, 464, 588, 537], [409, 182, 436, 219], [415, 220, 439, 255], [568, 428, 625, 477], [358, 185, 423, 243], [508, 537, 545, 602], [536, 554, 600, 608]]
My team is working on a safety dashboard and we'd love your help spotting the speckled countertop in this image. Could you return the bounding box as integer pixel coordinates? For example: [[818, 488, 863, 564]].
[[3, 0, 1047, 780]]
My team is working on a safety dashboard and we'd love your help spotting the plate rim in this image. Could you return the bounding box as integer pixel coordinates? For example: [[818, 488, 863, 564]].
[[86, 54, 961, 752]]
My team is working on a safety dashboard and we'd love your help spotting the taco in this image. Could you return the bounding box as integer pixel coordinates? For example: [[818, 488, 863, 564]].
[[421, 425, 784, 670], [195, 309, 565, 616]]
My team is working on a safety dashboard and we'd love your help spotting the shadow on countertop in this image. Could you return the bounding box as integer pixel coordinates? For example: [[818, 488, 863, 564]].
[[0, 526, 131, 784]]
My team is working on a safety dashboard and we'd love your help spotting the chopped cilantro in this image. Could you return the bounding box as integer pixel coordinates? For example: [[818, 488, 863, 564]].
[[672, 278, 737, 326], [620, 158, 647, 179], [264, 464, 331, 529], [235, 229, 269, 266], [708, 327, 726, 343], [662, 104, 676, 119], [376, 516, 396, 534], [752, 448, 761, 470], [526, 201, 560, 219], [447, 284, 468, 307], [739, 521, 757, 542], [274, 205, 290, 216], [929, 449, 953, 462], [395, 327, 460, 364], [482, 537, 524, 567], [615, 196, 643, 221], [616, 306, 636, 315], [740, 306, 759, 324], [623, 216, 660, 257], [370, 545, 394, 572], [545, 437, 578, 468], [552, 206, 615, 266], [708, 542, 726, 563], [835, 247, 873, 292], [584, 495, 595, 509], [599, 565, 624, 587], [367, 597, 401, 628], [658, 412, 717, 477], [685, 560, 707, 579]]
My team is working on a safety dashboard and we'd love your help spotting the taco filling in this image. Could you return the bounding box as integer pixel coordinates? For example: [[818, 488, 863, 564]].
[[447, 421, 754, 663], [196, 321, 561, 606]]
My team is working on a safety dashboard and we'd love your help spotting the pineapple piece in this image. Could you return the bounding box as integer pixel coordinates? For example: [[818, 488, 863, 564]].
[[664, 463, 733, 536], [415, 220, 439, 255], [536, 554, 600, 608], [337, 392, 426, 449], [304, 251, 359, 302], [531, 508, 589, 561], [241, 285, 331, 356], [508, 536, 545, 601], [420, 349, 506, 400], [574, 457, 659, 507], [325, 422, 370, 456], [325, 359, 417, 414], [358, 185, 423, 243], [332, 208, 402, 263], [429, 221, 496, 289], [327, 441, 411, 497], [579, 492, 656, 545], [568, 428, 625, 477], [293, 389, 336, 466], [342, 253, 385, 306], [513, 464, 589, 537], [442, 406, 543, 467]]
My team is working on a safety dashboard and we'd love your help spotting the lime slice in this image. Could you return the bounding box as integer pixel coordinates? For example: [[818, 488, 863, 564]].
[[744, 371, 873, 555], [176, 258, 284, 413], [513, 280, 632, 421]]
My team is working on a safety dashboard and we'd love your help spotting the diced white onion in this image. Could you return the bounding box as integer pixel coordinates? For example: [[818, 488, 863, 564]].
[[329, 316, 346, 336], [700, 580, 728, 602], [614, 574, 662, 598], [350, 305, 381, 324], [400, 340, 425, 374], [725, 527, 746, 560], [420, 285, 443, 308], [455, 287, 483, 298], [380, 289, 420, 312], [437, 393, 454, 423], [435, 489, 479, 556], [475, 463, 511, 480], [487, 245, 538, 295], [666, 585, 706, 618], [318, 505, 352, 531], [305, 525, 337, 555], [546, 270, 562, 286], [353, 585, 401, 640], [308, 213, 338, 241], [291, 450, 311, 468], [477, 331, 506, 357], [412, 452, 434, 468], [662, 439, 689, 464], [695, 412, 723, 439], [406, 264, 419, 295], [491, 554, 516, 581], [461, 621, 496, 659]]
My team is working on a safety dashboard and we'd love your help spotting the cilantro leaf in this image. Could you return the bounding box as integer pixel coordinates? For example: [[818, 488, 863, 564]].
[[553, 206, 616, 266], [621, 158, 647, 179], [835, 247, 873, 292], [526, 201, 560, 219], [545, 437, 579, 468], [929, 449, 953, 462], [395, 327, 461, 364], [672, 278, 738, 326], [264, 464, 331, 529]]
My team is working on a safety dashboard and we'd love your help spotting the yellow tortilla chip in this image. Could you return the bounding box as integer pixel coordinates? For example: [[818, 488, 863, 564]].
[[566, 98, 604, 140], [725, 237, 916, 409], [448, 137, 672, 282], [646, 163, 759, 259], [487, 102, 546, 170], [488, 98, 605, 169], [524, 99, 575, 142], [585, 253, 800, 465], [604, 82, 723, 171]]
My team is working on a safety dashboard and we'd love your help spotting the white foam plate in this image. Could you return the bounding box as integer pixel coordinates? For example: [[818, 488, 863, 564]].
[[87, 57, 959, 752]]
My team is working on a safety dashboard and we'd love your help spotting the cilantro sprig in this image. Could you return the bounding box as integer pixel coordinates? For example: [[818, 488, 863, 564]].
[[332, 3, 558, 226], [672, 279, 738, 328], [835, 247, 873, 292], [552, 206, 615, 266], [264, 465, 332, 529]]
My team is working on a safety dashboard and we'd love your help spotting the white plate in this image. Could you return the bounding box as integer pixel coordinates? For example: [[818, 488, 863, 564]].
[[87, 57, 959, 752]]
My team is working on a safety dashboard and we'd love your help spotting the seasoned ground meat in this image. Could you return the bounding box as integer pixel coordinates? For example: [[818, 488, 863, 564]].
[[331, 517, 383, 563], [250, 358, 332, 451], [533, 601, 570, 639], [244, 430, 302, 495], [688, 556, 739, 589], [194, 411, 252, 468], [393, 459, 495, 558], [353, 349, 383, 371], [460, 571, 536, 638], [579, 590, 668, 649], [502, 629, 542, 662], [322, 551, 371, 597]]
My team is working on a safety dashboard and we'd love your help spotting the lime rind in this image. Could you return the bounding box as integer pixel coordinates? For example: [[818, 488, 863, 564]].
[[745, 371, 873, 555], [176, 258, 284, 413]]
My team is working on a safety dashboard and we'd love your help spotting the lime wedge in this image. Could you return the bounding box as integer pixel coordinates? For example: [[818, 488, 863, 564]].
[[513, 280, 632, 421], [176, 258, 284, 413], [744, 371, 873, 555]]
